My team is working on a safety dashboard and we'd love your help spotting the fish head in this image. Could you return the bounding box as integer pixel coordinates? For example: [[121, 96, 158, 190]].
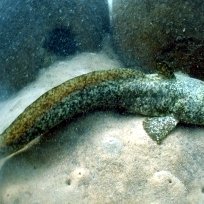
[[175, 94, 204, 125], [174, 74, 204, 125]]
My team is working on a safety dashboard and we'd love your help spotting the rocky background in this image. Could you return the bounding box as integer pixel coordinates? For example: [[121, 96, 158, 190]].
[[112, 0, 204, 78], [1, 0, 203, 99], [0, 0, 109, 98]]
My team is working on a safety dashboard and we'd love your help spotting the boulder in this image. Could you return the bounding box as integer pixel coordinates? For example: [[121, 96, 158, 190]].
[[0, 0, 109, 98], [112, 0, 204, 77]]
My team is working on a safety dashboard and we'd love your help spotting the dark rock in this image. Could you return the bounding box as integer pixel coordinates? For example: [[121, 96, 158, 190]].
[[43, 27, 77, 56], [0, 0, 109, 97], [112, 0, 204, 78]]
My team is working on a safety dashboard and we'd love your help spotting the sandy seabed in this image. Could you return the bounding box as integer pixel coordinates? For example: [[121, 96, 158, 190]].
[[0, 44, 204, 203]]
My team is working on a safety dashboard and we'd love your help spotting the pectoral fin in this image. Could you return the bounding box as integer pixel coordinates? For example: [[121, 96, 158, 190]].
[[143, 115, 178, 144]]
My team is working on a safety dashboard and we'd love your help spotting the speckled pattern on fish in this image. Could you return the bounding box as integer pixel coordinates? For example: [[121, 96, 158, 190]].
[[1, 68, 204, 155]]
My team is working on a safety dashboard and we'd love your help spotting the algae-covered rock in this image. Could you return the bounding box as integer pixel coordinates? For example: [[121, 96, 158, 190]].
[[0, 0, 109, 97], [112, 0, 204, 77]]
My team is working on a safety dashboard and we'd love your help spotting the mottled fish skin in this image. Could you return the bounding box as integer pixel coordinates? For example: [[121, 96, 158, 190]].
[[1, 68, 204, 155], [0, 69, 143, 154]]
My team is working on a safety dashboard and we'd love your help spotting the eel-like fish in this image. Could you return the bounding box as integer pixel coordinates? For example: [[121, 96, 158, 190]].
[[0, 68, 204, 156]]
